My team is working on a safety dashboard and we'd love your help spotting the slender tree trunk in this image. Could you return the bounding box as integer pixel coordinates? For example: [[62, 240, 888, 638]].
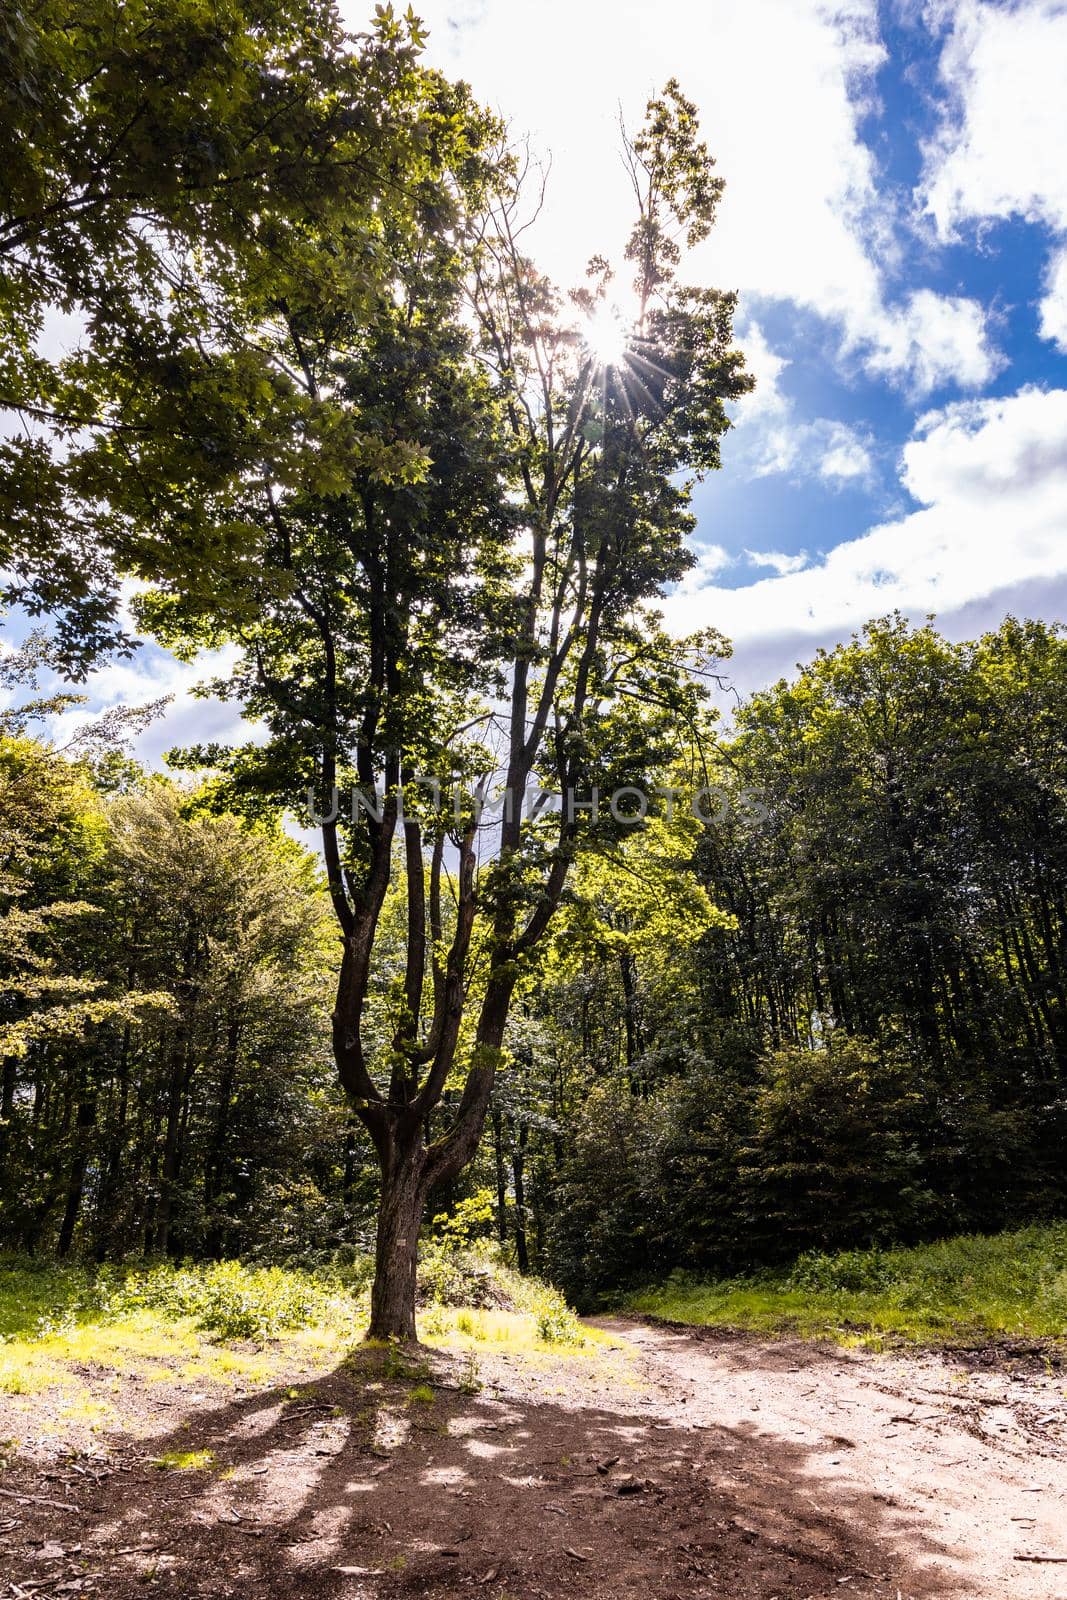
[[511, 1120, 529, 1273], [155, 1039, 192, 1258], [143, 1141, 160, 1256], [619, 950, 640, 1076], [492, 1110, 508, 1247], [95, 1025, 131, 1261], [205, 1014, 240, 1256], [57, 1088, 96, 1257], [0, 1054, 17, 1187]]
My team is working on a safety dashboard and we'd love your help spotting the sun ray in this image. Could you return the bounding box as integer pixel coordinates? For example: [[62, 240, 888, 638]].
[[584, 304, 629, 368]]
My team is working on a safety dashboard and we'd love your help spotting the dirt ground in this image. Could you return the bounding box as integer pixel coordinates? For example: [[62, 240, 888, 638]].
[[1, 1315, 1065, 1600]]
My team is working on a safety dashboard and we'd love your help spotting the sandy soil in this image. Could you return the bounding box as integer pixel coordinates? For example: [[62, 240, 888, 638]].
[[605, 1318, 1067, 1599], [1, 1316, 1064, 1600]]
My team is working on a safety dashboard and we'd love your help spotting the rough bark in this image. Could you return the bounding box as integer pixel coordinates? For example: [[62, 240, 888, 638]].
[[367, 1134, 427, 1342]]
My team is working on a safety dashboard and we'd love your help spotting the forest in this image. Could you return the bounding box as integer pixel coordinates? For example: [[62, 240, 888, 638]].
[[4, 610, 1067, 1298], [2, 4, 1066, 1597]]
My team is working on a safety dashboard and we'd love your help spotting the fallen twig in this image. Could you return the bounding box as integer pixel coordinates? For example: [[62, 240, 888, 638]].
[[0, 1487, 81, 1513]]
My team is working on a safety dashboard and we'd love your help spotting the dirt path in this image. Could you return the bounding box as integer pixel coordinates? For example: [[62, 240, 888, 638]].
[[601, 1317, 1067, 1599], [1, 1317, 1065, 1599]]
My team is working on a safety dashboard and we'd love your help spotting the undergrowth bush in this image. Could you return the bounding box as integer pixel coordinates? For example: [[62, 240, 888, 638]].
[[0, 1256, 364, 1346], [417, 1238, 586, 1345], [107, 1260, 359, 1341], [629, 1222, 1067, 1344]]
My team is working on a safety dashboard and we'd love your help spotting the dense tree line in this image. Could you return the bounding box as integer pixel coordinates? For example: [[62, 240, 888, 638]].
[[3, 7, 1065, 1309], [0, 651, 354, 1259], [4, 615, 1067, 1284], [479, 616, 1067, 1300]]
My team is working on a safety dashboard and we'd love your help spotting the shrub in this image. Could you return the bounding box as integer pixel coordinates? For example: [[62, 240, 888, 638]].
[[105, 1260, 358, 1341]]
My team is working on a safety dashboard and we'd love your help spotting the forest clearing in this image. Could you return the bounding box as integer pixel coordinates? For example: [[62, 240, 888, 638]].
[[4, 1, 1067, 1595], [1, 1244, 1066, 1599]]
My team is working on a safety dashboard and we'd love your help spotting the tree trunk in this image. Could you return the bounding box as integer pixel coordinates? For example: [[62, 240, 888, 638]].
[[367, 1136, 426, 1342], [205, 1014, 240, 1256], [492, 1110, 508, 1247], [57, 1088, 96, 1257], [155, 1038, 192, 1258], [511, 1120, 529, 1273], [0, 1053, 17, 1186]]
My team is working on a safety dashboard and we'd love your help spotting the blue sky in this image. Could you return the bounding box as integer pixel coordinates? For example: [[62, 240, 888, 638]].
[[403, 0, 1067, 682], [10, 0, 1067, 751]]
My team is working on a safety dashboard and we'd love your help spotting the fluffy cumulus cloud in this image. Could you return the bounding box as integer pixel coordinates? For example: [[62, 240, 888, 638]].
[[732, 322, 875, 483], [401, 0, 997, 394], [864, 289, 1001, 393], [749, 415, 875, 484], [920, 0, 1067, 348], [1039, 247, 1067, 354], [746, 549, 811, 576], [677, 543, 734, 595], [45, 643, 248, 768], [666, 384, 1067, 664]]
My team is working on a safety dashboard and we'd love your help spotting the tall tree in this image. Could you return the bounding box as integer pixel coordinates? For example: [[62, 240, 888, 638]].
[[69, 57, 750, 1333]]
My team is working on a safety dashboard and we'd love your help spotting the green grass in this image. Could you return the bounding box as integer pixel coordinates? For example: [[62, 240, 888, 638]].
[[0, 1248, 605, 1449], [152, 1448, 215, 1471], [0, 1256, 367, 1433], [0, 1255, 363, 1346], [627, 1224, 1067, 1349], [0, 1259, 108, 1341]]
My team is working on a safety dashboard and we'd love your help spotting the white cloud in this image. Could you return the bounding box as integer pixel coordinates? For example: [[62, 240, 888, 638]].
[[666, 384, 1067, 658], [734, 322, 791, 421], [1039, 247, 1067, 353], [731, 325, 875, 482], [677, 542, 733, 594], [922, 0, 1067, 237], [47, 643, 249, 769], [920, 0, 1067, 348], [399, 0, 997, 395], [746, 549, 810, 575], [863, 289, 1001, 393], [818, 424, 875, 483], [745, 415, 875, 483], [902, 385, 1067, 506]]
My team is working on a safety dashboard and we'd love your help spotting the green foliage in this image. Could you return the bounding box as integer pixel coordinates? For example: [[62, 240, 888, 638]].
[[430, 1189, 496, 1247], [1, 0, 447, 669], [418, 1237, 513, 1309], [0, 1255, 361, 1347], [507, 614, 1067, 1301], [153, 1449, 215, 1472], [739, 1034, 936, 1254], [628, 1224, 1067, 1346], [416, 1238, 585, 1345], [107, 1260, 355, 1342], [0, 753, 354, 1261], [527, 1287, 586, 1347], [0, 1256, 108, 1340]]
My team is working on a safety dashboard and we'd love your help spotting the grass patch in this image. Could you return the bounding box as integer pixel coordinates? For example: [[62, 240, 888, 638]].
[[396, 1241, 596, 1354], [0, 1256, 367, 1439], [153, 1448, 215, 1472], [627, 1223, 1067, 1348], [418, 1302, 614, 1356]]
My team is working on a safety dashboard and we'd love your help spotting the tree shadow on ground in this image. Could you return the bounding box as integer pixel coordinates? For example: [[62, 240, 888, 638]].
[[2, 1341, 969, 1600]]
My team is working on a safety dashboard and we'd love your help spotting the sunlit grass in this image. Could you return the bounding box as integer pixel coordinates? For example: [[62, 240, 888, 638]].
[[627, 1224, 1067, 1349], [0, 1250, 618, 1456], [0, 1257, 368, 1442], [418, 1303, 617, 1356], [152, 1448, 215, 1471]]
